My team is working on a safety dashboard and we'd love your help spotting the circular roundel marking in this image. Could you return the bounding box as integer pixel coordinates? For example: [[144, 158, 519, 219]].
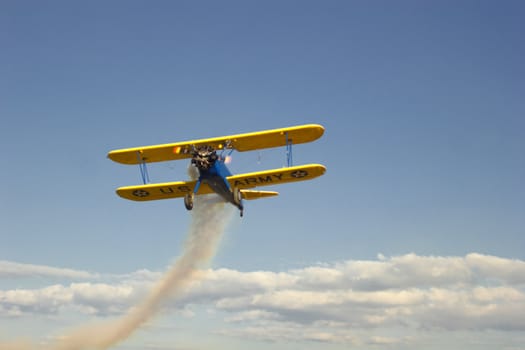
[[132, 189, 150, 198], [291, 170, 308, 178]]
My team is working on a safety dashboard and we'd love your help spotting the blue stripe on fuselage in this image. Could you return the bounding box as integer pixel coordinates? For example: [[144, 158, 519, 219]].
[[198, 158, 233, 202]]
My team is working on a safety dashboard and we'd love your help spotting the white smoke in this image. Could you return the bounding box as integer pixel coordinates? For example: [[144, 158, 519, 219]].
[[1, 193, 233, 350]]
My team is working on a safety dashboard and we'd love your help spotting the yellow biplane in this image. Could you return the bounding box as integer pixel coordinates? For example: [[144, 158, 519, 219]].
[[108, 124, 326, 217]]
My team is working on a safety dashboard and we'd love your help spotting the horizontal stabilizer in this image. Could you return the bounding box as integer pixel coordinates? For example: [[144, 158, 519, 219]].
[[240, 190, 279, 200]]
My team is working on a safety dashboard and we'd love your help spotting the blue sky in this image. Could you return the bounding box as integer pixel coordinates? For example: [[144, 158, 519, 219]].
[[1, 1, 524, 349]]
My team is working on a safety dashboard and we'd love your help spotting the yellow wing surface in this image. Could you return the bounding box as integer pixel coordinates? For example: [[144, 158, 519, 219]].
[[116, 164, 326, 201], [108, 124, 324, 165]]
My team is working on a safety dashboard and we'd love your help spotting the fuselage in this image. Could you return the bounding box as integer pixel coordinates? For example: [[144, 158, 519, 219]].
[[197, 157, 243, 211]]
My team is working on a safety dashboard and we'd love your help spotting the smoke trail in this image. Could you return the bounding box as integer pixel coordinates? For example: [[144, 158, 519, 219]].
[[53, 196, 232, 350], [0, 194, 233, 350]]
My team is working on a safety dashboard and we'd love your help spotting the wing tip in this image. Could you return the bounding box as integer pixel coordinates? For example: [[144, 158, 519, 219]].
[[309, 123, 325, 136]]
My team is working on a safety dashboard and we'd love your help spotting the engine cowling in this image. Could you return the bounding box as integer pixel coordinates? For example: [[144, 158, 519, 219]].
[[191, 145, 218, 171]]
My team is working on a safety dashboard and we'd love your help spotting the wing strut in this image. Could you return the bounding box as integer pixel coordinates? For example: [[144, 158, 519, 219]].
[[285, 132, 293, 167], [137, 151, 150, 184]]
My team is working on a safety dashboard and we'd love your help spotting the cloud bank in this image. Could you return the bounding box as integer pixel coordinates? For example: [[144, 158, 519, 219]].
[[1, 253, 524, 345]]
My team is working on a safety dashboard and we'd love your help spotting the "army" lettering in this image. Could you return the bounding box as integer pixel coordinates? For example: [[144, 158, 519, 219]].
[[233, 173, 283, 187]]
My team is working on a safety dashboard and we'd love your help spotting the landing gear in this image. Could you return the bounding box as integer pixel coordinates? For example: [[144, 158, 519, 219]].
[[233, 188, 244, 217], [184, 193, 194, 211], [233, 188, 243, 205]]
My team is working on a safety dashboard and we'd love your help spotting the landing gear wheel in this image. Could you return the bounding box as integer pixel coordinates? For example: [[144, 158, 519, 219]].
[[232, 188, 243, 217], [233, 188, 243, 206], [184, 193, 194, 211]]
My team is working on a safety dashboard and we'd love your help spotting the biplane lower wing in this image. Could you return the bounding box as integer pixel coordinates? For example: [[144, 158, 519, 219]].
[[116, 180, 213, 201], [227, 164, 326, 190], [108, 124, 324, 165], [115, 164, 326, 202]]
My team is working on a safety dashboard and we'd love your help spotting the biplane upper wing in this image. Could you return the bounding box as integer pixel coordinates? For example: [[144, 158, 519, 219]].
[[115, 164, 325, 202], [108, 124, 324, 165]]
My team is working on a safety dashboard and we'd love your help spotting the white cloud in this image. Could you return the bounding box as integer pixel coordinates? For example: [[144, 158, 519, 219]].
[[1, 253, 524, 344], [214, 321, 361, 344], [224, 309, 282, 323], [466, 253, 525, 284], [199, 253, 525, 341], [0, 260, 96, 279]]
